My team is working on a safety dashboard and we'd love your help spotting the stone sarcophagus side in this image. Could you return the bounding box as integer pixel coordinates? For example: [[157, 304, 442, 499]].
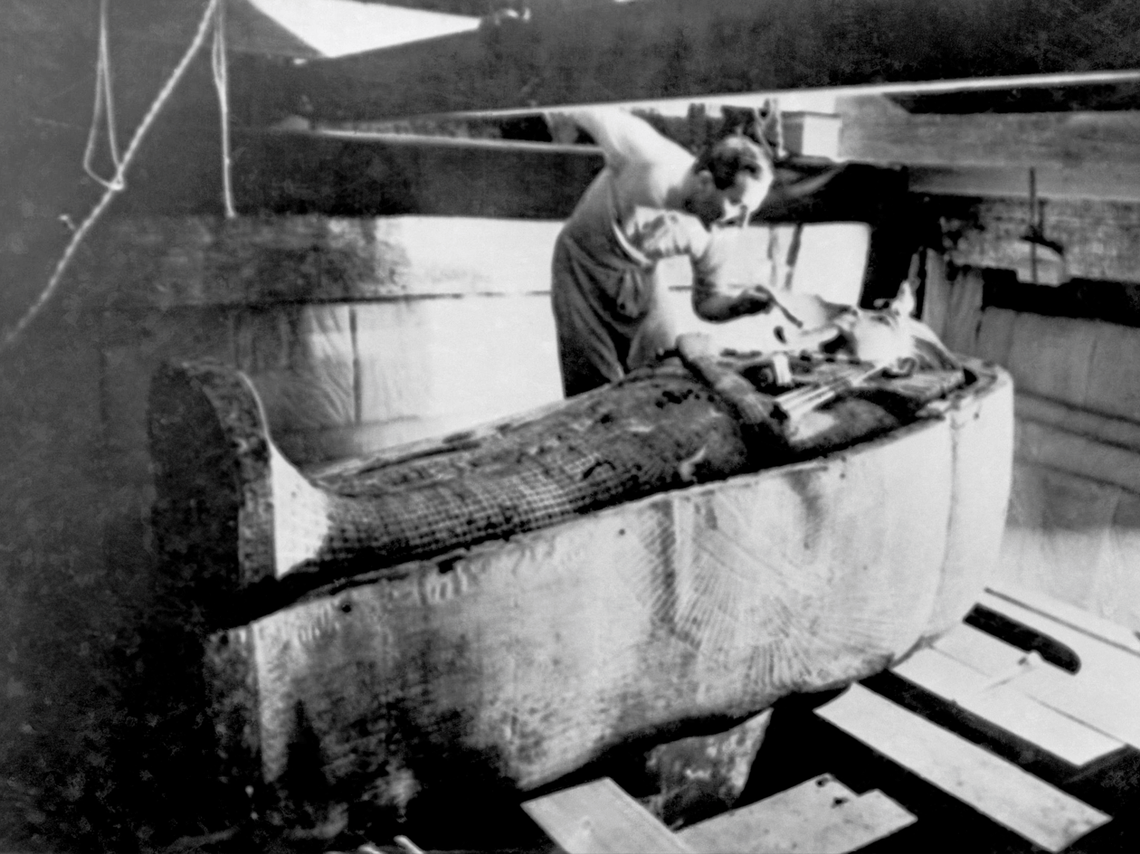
[[147, 351, 1013, 832]]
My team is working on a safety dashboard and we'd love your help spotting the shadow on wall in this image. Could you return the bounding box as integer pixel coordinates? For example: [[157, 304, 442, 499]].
[[0, 315, 222, 852]]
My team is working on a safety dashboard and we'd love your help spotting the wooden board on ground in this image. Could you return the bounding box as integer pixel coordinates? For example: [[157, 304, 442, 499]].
[[892, 647, 1123, 766], [679, 774, 915, 854], [522, 777, 693, 854], [935, 605, 1140, 749], [816, 685, 1111, 852], [984, 582, 1140, 656]]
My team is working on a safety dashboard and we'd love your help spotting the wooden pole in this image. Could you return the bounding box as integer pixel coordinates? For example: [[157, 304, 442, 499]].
[[391, 68, 1140, 123]]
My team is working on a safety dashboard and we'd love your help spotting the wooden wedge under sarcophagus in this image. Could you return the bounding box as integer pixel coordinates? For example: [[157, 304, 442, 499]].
[[147, 346, 1013, 828]]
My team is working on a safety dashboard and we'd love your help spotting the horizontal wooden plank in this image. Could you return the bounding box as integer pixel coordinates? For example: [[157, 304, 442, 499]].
[[312, 128, 599, 155], [933, 623, 1042, 675], [838, 103, 1140, 171], [679, 774, 915, 854], [909, 164, 1140, 203], [1015, 395, 1140, 460], [892, 647, 1123, 765], [679, 775, 855, 852], [522, 778, 694, 854], [816, 685, 1111, 852], [975, 592, 1140, 748], [986, 581, 1140, 657], [1014, 420, 1140, 499]]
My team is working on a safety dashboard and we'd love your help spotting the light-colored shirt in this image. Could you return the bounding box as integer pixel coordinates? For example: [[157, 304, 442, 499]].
[[555, 109, 736, 325]]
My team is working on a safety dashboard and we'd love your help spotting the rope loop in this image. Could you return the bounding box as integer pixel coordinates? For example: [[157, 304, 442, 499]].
[[82, 0, 126, 191], [211, 0, 236, 218], [2, 0, 223, 353]]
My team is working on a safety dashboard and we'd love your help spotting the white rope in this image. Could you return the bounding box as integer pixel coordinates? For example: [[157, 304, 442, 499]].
[[211, 0, 236, 218], [2, 0, 222, 353], [82, 0, 124, 190]]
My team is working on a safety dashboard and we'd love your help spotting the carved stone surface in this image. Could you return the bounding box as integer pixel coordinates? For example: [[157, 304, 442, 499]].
[[149, 355, 1013, 833]]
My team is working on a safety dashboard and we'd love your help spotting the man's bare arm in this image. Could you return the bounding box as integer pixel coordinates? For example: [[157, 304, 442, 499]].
[[693, 286, 775, 323], [546, 108, 690, 169]]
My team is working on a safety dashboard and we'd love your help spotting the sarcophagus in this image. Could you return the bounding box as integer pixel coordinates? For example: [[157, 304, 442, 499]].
[[147, 345, 1013, 829]]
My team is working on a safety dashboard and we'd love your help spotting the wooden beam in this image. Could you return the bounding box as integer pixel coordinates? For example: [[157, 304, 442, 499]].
[[939, 197, 1140, 283], [837, 100, 1140, 170], [522, 778, 694, 854], [816, 685, 1111, 852], [309, 127, 599, 156], [678, 774, 916, 854], [832, 98, 1140, 201], [909, 164, 1140, 203], [395, 69, 1140, 123]]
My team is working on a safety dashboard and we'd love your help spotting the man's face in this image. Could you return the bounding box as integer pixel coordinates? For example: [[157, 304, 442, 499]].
[[718, 169, 773, 226], [692, 167, 773, 228]]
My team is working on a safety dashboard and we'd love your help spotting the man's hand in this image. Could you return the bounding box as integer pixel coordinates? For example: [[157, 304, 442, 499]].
[[545, 112, 584, 145], [732, 286, 775, 317]]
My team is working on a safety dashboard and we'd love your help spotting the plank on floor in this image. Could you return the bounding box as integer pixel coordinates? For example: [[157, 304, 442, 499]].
[[816, 684, 1111, 853], [893, 647, 1124, 765], [979, 590, 1140, 687], [522, 777, 694, 854], [679, 774, 915, 854], [985, 581, 1140, 656], [937, 613, 1140, 749], [934, 621, 1038, 674]]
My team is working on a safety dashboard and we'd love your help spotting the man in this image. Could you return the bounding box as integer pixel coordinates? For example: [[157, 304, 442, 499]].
[[550, 108, 778, 397]]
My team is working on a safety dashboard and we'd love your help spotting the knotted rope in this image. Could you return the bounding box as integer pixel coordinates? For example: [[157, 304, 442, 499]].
[[1, 0, 223, 353], [81, 0, 124, 191]]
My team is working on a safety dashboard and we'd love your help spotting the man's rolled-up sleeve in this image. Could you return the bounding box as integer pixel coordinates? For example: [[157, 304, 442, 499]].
[[690, 230, 737, 315]]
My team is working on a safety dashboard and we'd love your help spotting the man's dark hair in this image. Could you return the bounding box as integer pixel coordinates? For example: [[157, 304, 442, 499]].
[[693, 133, 773, 190]]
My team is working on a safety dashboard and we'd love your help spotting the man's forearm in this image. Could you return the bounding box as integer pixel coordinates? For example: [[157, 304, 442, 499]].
[[693, 287, 773, 323], [693, 292, 746, 323]]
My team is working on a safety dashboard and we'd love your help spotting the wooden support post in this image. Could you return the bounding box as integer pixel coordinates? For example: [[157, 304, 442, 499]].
[[781, 112, 842, 160]]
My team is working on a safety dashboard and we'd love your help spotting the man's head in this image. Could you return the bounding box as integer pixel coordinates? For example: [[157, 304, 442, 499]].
[[688, 132, 774, 227]]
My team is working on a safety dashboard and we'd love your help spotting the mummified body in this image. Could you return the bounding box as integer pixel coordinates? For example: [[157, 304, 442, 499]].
[[148, 283, 965, 612]]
